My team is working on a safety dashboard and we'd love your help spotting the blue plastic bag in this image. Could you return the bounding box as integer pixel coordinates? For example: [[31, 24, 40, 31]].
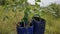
[[32, 17, 46, 34], [27, 26, 33, 34], [16, 22, 33, 34], [16, 27, 27, 34]]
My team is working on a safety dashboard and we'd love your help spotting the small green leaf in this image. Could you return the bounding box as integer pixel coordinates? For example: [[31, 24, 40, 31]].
[[35, 3, 40, 8], [36, 0, 41, 2]]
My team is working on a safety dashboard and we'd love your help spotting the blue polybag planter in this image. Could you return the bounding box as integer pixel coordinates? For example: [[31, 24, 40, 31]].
[[16, 26, 33, 34], [27, 26, 33, 34], [17, 27, 27, 34], [32, 18, 46, 34], [16, 22, 33, 34]]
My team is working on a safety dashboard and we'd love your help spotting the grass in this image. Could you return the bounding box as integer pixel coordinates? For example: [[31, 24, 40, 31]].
[[0, 6, 24, 34], [0, 6, 60, 34]]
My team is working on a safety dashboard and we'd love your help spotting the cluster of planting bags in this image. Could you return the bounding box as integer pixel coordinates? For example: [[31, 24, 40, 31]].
[[16, 15, 46, 34], [16, 22, 33, 34]]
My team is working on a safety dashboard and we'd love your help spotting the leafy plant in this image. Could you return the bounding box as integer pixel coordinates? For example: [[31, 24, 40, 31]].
[[40, 3, 60, 18]]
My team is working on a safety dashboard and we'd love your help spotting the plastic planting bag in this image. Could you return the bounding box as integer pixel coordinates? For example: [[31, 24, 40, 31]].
[[32, 15, 46, 34], [16, 22, 26, 34], [17, 27, 27, 34], [27, 23, 33, 34], [16, 22, 33, 34]]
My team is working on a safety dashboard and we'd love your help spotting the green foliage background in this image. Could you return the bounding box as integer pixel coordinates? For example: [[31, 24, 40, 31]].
[[0, 0, 60, 34]]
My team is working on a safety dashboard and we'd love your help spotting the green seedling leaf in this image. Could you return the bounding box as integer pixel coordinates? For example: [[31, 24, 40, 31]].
[[36, 0, 41, 2]]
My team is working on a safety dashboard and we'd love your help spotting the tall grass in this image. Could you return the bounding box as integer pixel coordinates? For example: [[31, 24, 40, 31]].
[[0, 1, 60, 34]]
